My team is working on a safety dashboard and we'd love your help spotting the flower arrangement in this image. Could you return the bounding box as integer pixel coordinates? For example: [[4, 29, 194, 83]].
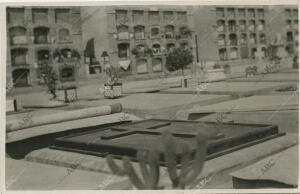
[[104, 65, 121, 86], [103, 65, 123, 98]]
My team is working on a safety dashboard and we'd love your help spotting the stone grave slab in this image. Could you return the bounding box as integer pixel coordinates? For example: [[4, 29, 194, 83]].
[[198, 110, 298, 134], [162, 81, 296, 97], [51, 119, 284, 162]]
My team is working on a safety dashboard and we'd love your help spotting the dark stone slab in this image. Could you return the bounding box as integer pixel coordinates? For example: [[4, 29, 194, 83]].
[[51, 119, 284, 163]]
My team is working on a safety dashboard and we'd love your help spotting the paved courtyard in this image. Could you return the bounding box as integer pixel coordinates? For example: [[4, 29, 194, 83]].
[[5, 68, 299, 190]]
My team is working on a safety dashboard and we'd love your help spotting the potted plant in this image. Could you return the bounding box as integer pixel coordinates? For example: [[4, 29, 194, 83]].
[[104, 65, 123, 98]]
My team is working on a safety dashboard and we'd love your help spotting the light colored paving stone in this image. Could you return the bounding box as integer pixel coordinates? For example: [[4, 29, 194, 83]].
[[6, 158, 129, 190], [163, 81, 297, 97], [75, 93, 231, 119], [6, 113, 141, 143], [230, 145, 298, 187], [177, 94, 298, 120]]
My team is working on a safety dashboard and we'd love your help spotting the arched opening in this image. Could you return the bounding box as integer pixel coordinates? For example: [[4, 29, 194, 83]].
[[11, 48, 28, 66], [229, 34, 237, 45], [60, 48, 72, 59], [239, 20, 246, 31], [118, 43, 129, 58], [166, 43, 175, 52], [37, 49, 50, 78], [227, 8, 235, 17], [152, 58, 162, 72], [228, 20, 236, 32], [117, 25, 129, 40], [249, 20, 256, 31], [152, 44, 161, 54], [249, 33, 257, 44], [12, 68, 29, 87], [179, 26, 190, 38], [287, 32, 294, 42], [258, 20, 265, 31], [261, 47, 267, 58], [134, 25, 145, 40], [248, 8, 255, 17], [136, 44, 146, 55], [34, 27, 50, 44], [58, 28, 70, 42], [218, 34, 226, 46], [37, 49, 50, 62], [165, 25, 175, 39], [240, 47, 249, 59], [219, 48, 227, 61], [251, 48, 257, 58], [136, 58, 148, 73], [294, 20, 298, 29], [230, 47, 238, 59], [240, 33, 247, 45], [60, 67, 75, 82], [151, 27, 160, 38], [286, 20, 292, 30], [9, 26, 27, 45], [260, 33, 266, 44], [216, 20, 225, 32], [238, 8, 246, 17]]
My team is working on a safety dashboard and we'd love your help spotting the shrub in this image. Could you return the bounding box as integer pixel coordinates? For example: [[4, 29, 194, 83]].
[[40, 64, 58, 99], [166, 47, 194, 76]]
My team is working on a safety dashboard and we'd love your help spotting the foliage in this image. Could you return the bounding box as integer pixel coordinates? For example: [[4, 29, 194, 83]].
[[53, 48, 81, 62], [264, 44, 281, 73], [106, 130, 208, 189], [105, 65, 121, 86], [166, 48, 194, 76], [131, 46, 153, 58], [40, 63, 59, 98]]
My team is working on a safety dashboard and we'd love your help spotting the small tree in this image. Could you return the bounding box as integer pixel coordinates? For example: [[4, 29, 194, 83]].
[[265, 44, 281, 73], [40, 64, 58, 99], [104, 65, 121, 86], [166, 48, 194, 76]]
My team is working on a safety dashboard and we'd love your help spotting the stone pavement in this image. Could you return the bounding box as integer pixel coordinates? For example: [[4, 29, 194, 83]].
[[176, 94, 299, 120], [72, 93, 232, 119], [163, 81, 297, 97], [227, 72, 299, 82], [6, 158, 129, 190], [230, 145, 298, 188]]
